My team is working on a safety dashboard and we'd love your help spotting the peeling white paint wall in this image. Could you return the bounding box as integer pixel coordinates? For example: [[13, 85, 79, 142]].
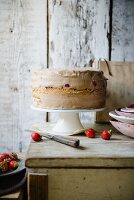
[[0, 0, 47, 152]]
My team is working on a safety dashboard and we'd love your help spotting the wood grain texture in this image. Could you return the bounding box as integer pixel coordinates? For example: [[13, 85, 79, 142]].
[[26, 124, 134, 200], [49, 0, 109, 67], [0, 0, 47, 152], [0, 189, 23, 200], [47, 168, 134, 200], [26, 126, 134, 200], [25, 124, 134, 168], [95, 61, 134, 122], [111, 0, 134, 61], [26, 168, 134, 200], [28, 173, 48, 200]]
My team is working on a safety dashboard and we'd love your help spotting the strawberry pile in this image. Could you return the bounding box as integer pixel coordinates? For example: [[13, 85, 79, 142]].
[[0, 152, 19, 174]]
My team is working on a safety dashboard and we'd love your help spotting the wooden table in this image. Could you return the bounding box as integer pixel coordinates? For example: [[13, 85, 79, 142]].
[[25, 123, 134, 200]]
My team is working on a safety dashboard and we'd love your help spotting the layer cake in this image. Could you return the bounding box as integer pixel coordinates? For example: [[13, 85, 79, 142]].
[[32, 68, 107, 109]]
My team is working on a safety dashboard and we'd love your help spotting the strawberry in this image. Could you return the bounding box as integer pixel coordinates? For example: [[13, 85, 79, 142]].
[[31, 132, 42, 141], [9, 152, 18, 161], [0, 161, 8, 172], [9, 160, 19, 170], [4, 157, 11, 165], [101, 129, 112, 140], [0, 153, 9, 161], [85, 128, 96, 138]]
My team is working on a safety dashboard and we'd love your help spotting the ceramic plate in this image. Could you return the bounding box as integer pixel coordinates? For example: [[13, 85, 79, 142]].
[[0, 158, 25, 177], [120, 108, 134, 113], [120, 104, 134, 113], [115, 108, 134, 118], [110, 120, 134, 138], [109, 111, 134, 124]]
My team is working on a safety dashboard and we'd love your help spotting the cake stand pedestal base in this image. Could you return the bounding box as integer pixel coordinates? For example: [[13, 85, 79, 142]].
[[52, 112, 84, 134], [31, 106, 105, 135]]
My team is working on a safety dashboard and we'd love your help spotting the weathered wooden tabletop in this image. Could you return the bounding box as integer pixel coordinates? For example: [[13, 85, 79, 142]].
[[25, 123, 134, 168]]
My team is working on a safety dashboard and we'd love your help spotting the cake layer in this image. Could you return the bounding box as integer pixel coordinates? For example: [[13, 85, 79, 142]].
[[32, 68, 105, 90], [32, 93, 106, 109], [32, 68, 107, 109]]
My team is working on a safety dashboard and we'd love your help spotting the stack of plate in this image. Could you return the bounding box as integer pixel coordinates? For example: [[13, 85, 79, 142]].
[[109, 104, 134, 138]]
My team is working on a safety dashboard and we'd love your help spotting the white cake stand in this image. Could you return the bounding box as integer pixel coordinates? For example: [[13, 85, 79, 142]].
[[31, 105, 105, 136]]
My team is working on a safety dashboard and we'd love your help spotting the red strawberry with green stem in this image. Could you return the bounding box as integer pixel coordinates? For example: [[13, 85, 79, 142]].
[[0, 161, 9, 172], [0, 153, 9, 161], [9, 160, 19, 170], [9, 152, 18, 161], [85, 128, 96, 138], [101, 129, 112, 140], [31, 132, 42, 141], [4, 157, 11, 165]]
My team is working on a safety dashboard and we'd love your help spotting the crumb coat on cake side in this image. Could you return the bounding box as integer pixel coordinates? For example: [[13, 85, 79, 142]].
[[32, 68, 107, 109]]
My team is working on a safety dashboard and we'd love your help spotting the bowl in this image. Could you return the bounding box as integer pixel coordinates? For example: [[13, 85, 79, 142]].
[[121, 104, 134, 113], [110, 120, 134, 138], [115, 108, 134, 118], [109, 111, 134, 124], [121, 108, 134, 113]]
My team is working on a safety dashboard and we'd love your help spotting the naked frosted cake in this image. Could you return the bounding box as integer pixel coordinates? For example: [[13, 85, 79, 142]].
[[32, 67, 107, 109]]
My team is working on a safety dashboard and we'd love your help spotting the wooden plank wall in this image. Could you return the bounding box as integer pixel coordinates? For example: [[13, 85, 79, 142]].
[[0, 0, 133, 152], [0, 0, 47, 152], [111, 0, 134, 61], [49, 0, 109, 67]]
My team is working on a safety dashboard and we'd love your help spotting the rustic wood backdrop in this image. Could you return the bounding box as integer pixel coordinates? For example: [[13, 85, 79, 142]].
[[0, 0, 134, 152]]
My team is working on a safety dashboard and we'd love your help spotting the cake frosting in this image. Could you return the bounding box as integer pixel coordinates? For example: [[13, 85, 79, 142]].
[[32, 67, 107, 109]]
